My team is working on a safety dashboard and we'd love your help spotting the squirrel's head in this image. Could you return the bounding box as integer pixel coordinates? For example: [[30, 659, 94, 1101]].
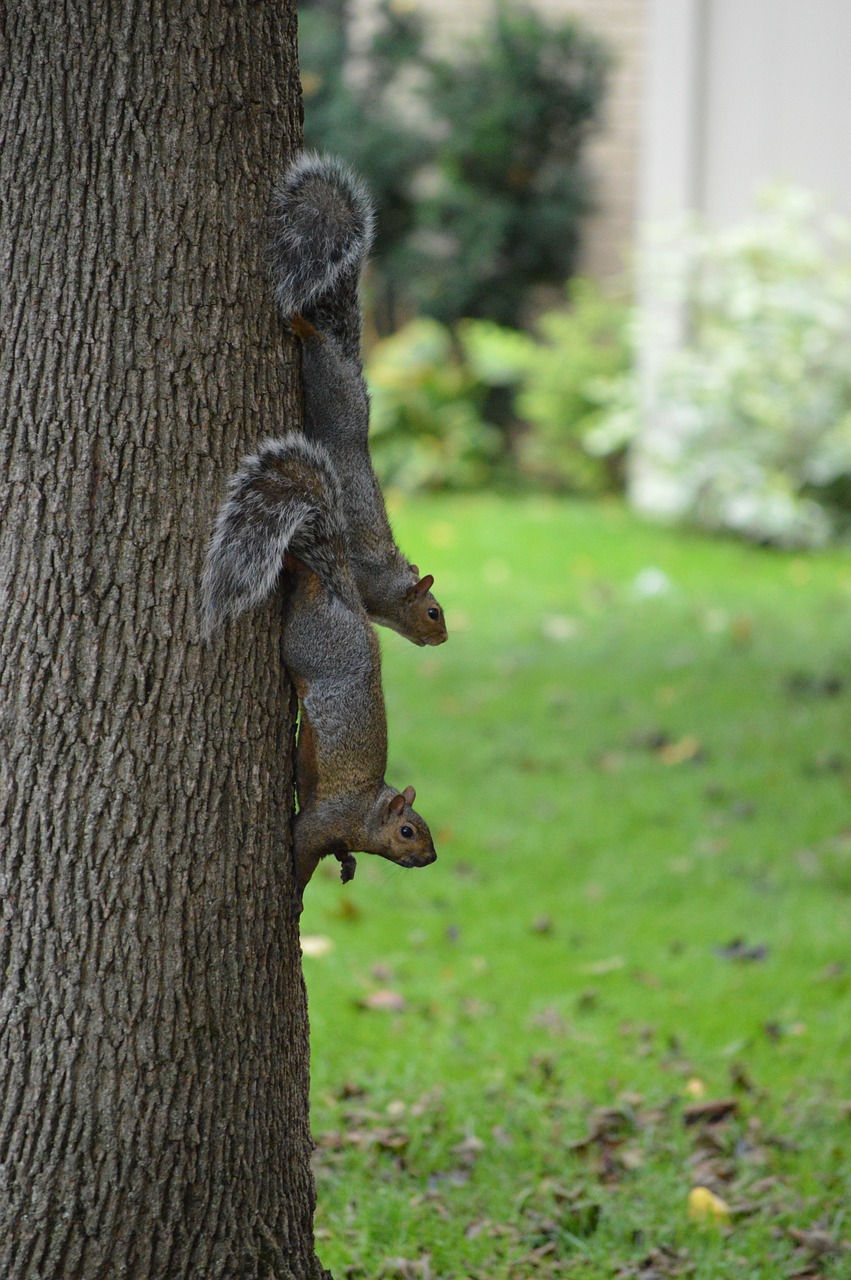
[[398, 568, 448, 647], [370, 785, 437, 869]]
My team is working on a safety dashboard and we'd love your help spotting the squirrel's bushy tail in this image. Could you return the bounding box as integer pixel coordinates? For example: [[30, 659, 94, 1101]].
[[269, 152, 374, 363], [201, 433, 354, 638]]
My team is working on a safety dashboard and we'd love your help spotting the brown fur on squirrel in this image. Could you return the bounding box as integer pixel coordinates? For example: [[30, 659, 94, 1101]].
[[201, 433, 437, 893], [269, 154, 448, 649]]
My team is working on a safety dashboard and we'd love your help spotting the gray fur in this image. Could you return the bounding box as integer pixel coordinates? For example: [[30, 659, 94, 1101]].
[[200, 430, 437, 894], [300, 338, 447, 645], [267, 155, 447, 646], [269, 153, 374, 363], [200, 432, 356, 638], [281, 549, 437, 891]]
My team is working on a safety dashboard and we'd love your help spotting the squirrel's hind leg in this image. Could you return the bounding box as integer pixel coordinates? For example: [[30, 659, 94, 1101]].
[[293, 810, 324, 894]]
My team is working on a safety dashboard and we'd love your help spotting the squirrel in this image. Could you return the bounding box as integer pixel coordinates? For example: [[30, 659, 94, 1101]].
[[268, 152, 448, 649], [201, 432, 437, 893]]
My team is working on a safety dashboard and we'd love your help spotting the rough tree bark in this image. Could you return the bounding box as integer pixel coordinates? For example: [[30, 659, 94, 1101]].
[[0, 3, 331, 1277]]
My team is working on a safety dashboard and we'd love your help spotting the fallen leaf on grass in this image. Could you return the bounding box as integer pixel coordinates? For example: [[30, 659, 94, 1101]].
[[378, 1256, 431, 1279], [300, 934, 334, 957], [335, 1080, 368, 1101], [372, 1128, 411, 1151], [615, 1245, 695, 1278], [629, 728, 672, 751], [408, 1190, 452, 1221], [783, 1228, 849, 1280], [541, 614, 579, 641], [688, 1152, 736, 1188], [409, 1087, 445, 1119], [785, 671, 845, 699], [687, 1185, 731, 1225], [579, 956, 625, 976], [423, 1134, 485, 1193], [619, 1144, 645, 1170], [630, 969, 661, 990], [568, 1107, 645, 1183], [787, 1227, 851, 1259], [530, 1006, 573, 1037], [531, 914, 553, 934], [315, 1130, 361, 1150], [427, 1168, 470, 1191], [357, 989, 406, 1013], [730, 615, 753, 644], [316, 1125, 410, 1153], [729, 1061, 755, 1092], [658, 736, 703, 766], [803, 752, 847, 776], [569, 1106, 635, 1151], [593, 749, 626, 774], [460, 997, 495, 1019], [683, 1098, 738, 1126], [451, 1134, 485, 1167], [714, 938, 769, 963]]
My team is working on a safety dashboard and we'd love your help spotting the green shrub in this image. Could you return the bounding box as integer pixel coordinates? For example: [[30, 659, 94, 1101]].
[[366, 282, 631, 494], [367, 318, 503, 491], [615, 188, 851, 547], [510, 278, 631, 492], [411, 4, 608, 326]]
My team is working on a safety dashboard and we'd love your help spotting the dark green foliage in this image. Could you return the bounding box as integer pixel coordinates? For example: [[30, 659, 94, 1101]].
[[364, 282, 631, 495], [299, 0, 608, 329], [415, 4, 609, 324]]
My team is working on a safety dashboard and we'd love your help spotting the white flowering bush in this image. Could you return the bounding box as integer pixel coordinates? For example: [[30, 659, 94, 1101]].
[[618, 189, 851, 547]]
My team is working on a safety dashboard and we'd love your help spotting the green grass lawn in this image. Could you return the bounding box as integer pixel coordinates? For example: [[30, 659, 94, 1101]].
[[300, 495, 851, 1280]]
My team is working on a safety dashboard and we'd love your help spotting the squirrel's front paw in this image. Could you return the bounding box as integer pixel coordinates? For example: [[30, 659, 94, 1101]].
[[337, 852, 357, 883]]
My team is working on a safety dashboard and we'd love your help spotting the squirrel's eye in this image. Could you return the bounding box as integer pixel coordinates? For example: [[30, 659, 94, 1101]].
[[427, 608, 439, 621], [400, 825, 415, 839]]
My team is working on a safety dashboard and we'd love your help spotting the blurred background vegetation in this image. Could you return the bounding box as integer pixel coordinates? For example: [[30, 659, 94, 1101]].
[[298, 5, 851, 1275], [299, 0, 851, 550]]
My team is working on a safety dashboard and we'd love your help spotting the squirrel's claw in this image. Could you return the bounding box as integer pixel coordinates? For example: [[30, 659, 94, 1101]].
[[338, 852, 357, 883]]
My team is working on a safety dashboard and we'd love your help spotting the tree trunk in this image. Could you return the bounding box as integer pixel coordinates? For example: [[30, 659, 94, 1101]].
[[0, 4, 330, 1277]]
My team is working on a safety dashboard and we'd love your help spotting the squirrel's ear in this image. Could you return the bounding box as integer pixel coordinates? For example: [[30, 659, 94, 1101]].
[[402, 785, 416, 806], [409, 563, 419, 576], [409, 574, 434, 599], [387, 793, 406, 817]]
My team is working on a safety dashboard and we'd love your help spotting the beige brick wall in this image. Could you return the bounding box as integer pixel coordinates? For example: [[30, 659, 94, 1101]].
[[351, 0, 647, 281]]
